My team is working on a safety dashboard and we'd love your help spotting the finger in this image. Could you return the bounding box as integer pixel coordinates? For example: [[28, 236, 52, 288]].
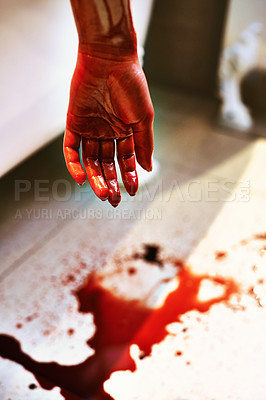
[[63, 128, 86, 185], [82, 138, 109, 201], [132, 111, 154, 172], [100, 140, 121, 207], [117, 136, 138, 196]]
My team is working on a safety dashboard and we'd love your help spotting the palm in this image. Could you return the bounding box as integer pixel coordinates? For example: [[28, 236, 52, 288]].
[[64, 52, 154, 206]]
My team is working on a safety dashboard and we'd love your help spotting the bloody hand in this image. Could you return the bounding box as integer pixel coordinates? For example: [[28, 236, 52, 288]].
[[63, 50, 154, 207]]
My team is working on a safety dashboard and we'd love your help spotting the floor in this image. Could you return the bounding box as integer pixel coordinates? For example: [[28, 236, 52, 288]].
[[0, 85, 266, 400]]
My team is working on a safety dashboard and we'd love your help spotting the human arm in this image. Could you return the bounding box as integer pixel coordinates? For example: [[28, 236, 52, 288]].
[[64, 0, 154, 207]]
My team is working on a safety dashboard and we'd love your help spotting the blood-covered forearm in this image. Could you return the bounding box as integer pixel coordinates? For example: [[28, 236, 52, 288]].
[[70, 0, 137, 59]]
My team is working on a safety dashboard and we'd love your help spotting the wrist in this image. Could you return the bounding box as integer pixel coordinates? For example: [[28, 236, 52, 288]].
[[70, 0, 138, 61], [78, 41, 138, 61]]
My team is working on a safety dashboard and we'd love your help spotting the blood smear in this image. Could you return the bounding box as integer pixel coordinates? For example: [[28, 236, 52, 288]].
[[215, 251, 227, 260], [0, 261, 238, 399]]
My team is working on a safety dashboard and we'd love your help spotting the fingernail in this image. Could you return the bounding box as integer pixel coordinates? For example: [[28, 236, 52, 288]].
[[100, 196, 109, 201], [146, 158, 153, 172]]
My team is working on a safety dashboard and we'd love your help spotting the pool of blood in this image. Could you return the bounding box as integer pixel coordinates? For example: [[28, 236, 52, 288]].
[[0, 259, 238, 400]]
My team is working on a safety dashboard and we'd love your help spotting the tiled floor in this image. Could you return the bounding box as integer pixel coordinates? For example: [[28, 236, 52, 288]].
[[0, 85, 266, 400]]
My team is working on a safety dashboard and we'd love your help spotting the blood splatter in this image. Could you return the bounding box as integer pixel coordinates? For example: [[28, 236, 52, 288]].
[[25, 313, 38, 323], [241, 232, 266, 245], [254, 233, 266, 240], [215, 251, 227, 260], [134, 244, 163, 267], [29, 383, 37, 390], [127, 267, 136, 275], [0, 261, 238, 399], [63, 274, 76, 286], [138, 350, 147, 360], [143, 245, 161, 264], [240, 233, 266, 257]]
